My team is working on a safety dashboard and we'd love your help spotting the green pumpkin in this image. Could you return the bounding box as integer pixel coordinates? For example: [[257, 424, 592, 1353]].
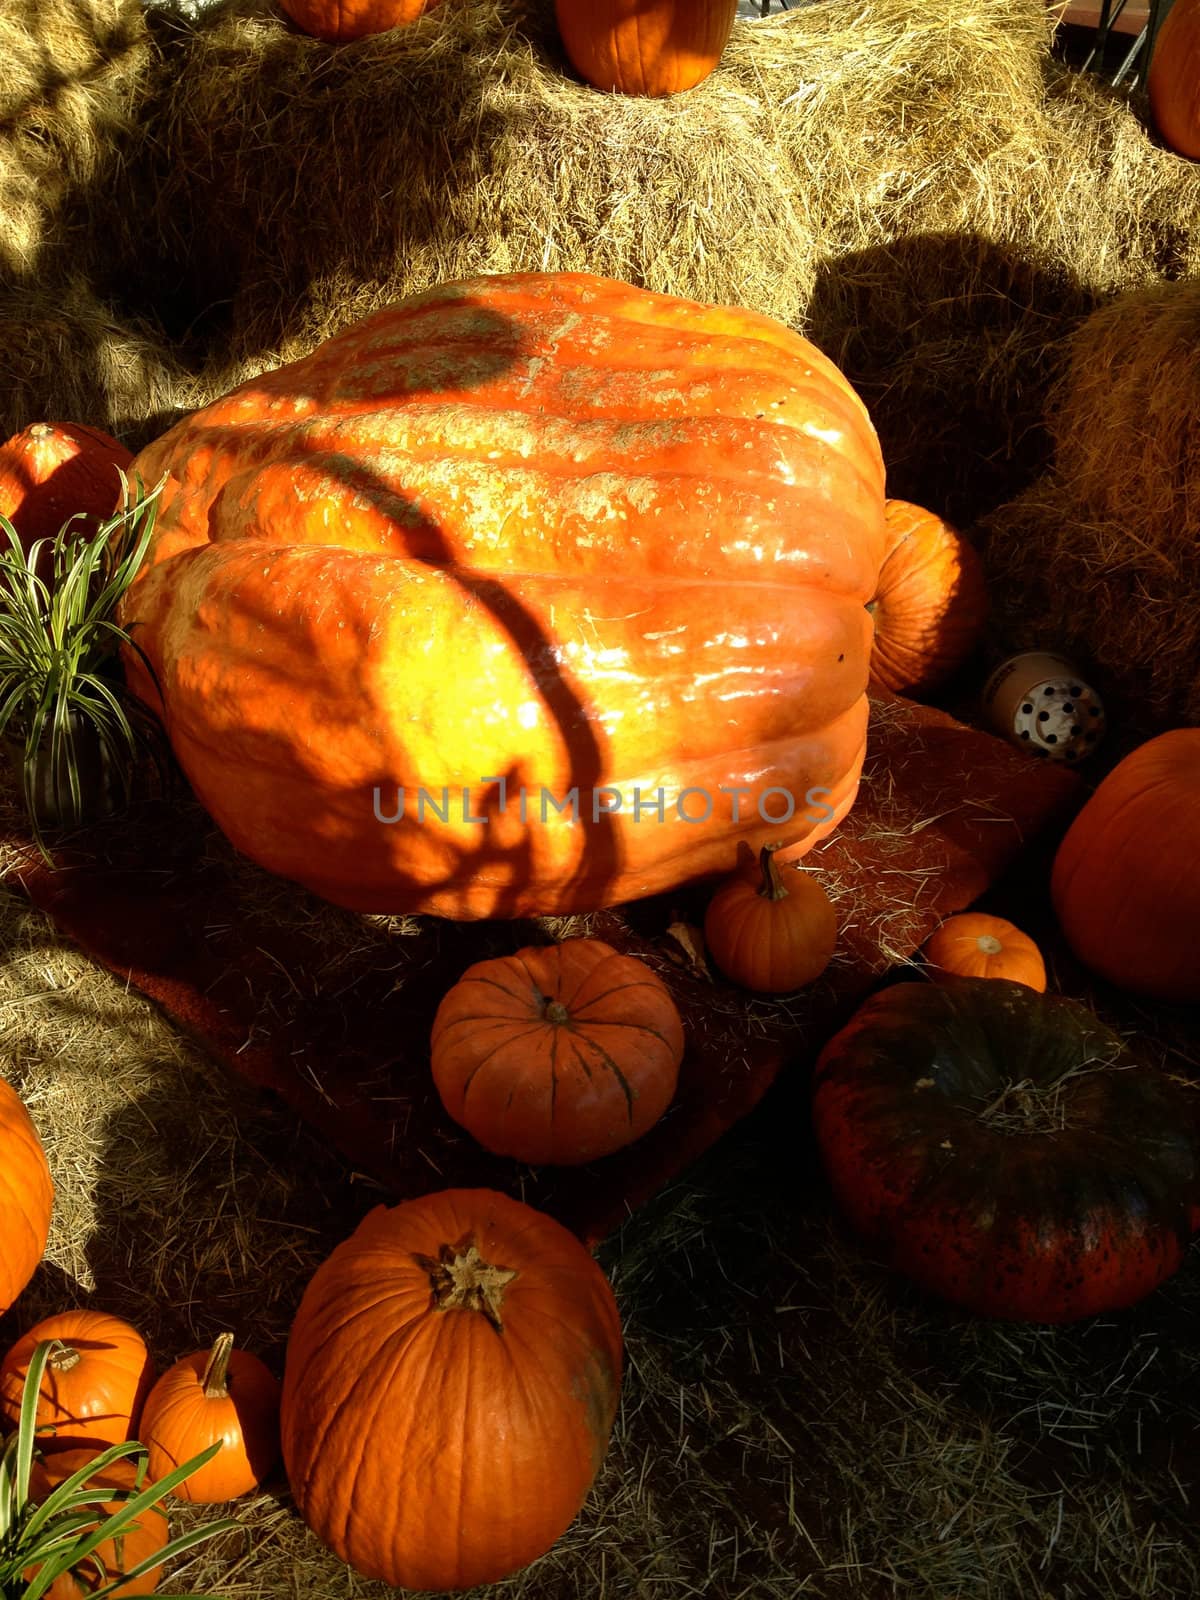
[[812, 978, 1200, 1323]]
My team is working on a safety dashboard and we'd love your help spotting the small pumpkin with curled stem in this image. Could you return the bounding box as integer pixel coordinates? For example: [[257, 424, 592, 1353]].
[[139, 1332, 281, 1503], [923, 912, 1046, 993], [703, 841, 837, 994], [0, 1311, 155, 1454]]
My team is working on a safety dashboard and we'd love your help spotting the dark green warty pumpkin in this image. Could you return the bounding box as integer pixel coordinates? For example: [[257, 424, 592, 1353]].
[[812, 979, 1200, 1323]]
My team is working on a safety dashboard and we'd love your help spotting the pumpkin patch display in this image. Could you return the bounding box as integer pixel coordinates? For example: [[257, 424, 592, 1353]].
[[0, 1076, 53, 1317], [813, 979, 1200, 1323], [140, 1333, 281, 1503], [24, 1449, 170, 1600], [0, 422, 132, 547], [1148, 0, 1200, 159], [866, 498, 989, 697], [555, 0, 738, 97], [116, 270, 887, 920], [923, 912, 1046, 991], [431, 938, 684, 1165], [1051, 727, 1200, 1003], [280, 1187, 623, 1592], [276, 0, 439, 43], [703, 842, 837, 994], [0, 1311, 155, 1453]]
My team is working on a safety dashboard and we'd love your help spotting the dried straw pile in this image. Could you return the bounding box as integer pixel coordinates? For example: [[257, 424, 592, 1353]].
[[976, 280, 1200, 740], [2, 0, 1199, 518]]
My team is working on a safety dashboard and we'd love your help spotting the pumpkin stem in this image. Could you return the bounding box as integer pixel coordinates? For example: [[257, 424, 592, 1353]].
[[756, 844, 789, 902], [46, 1340, 81, 1374], [544, 999, 570, 1025], [977, 935, 1004, 956], [201, 1332, 235, 1399], [416, 1240, 518, 1333]]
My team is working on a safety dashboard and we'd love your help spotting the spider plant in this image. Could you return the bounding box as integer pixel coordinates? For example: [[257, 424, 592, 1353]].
[[0, 1340, 238, 1599], [0, 473, 165, 854]]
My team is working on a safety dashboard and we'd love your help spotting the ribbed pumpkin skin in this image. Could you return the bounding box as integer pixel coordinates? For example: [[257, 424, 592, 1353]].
[[924, 913, 1045, 992], [280, 1189, 623, 1592], [1149, 0, 1200, 159], [141, 1338, 282, 1503], [26, 1450, 169, 1600], [0, 1312, 155, 1453], [118, 272, 886, 920], [555, 0, 737, 96], [0, 422, 132, 545], [431, 938, 684, 1164], [277, 0, 438, 44], [867, 499, 989, 696], [1051, 728, 1200, 1002], [813, 980, 1200, 1323], [0, 1077, 53, 1316]]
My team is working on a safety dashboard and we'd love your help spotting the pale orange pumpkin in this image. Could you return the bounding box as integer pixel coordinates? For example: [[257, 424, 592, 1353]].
[[1149, 0, 1200, 160], [923, 912, 1046, 992], [0, 1076, 53, 1317], [277, 0, 439, 43], [25, 1450, 169, 1600], [431, 938, 684, 1164], [703, 842, 837, 994], [867, 499, 989, 697], [0, 1311, 155, 1454], [555, 0, 737, 97], [1051, 727, 1200, 1002]]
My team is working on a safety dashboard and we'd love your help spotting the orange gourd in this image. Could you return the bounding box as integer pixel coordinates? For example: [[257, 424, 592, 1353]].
[[0, 422, 132, 546], [704, 842, 837, 993], [431, 938, 684, 1164], [117, 271, 887, 920], [1051, 727, 1200, 1002], [140, 1333, 281, 1503], [276, 0, 439, 43], [867, 499, 989, 697], [0, 1076, 53, 1317], [923, 912, 1046, 992], [555, 0, 737, 97], [1149, 0, 1200, 160], [25, 1450, 169, 1600], [280, 1188, 623, 1592], [0, 1311, 155, 1454]]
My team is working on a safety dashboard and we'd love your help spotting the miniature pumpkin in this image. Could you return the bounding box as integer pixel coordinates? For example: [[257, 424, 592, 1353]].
[[118, 271, 887, 919], [703, 842, 837, 993], [866, 499, 989, 697], [277, 0, 439, 43], [813, 979, 1200, 1323], [923, 912, 1045, 992], [25, 1449, 169, 1599], [1051, 727, 1200, 1002], [1149, 0, 1200, 159], [140, 1333, 281, 1503], [0, 422, 132, 546], [280, 1187, 623, 1592], [0, 1076, 53, 1316], [0, 1311, 155, 1453], [431, 939, 684, 1165], [555, 0, 738, 97]]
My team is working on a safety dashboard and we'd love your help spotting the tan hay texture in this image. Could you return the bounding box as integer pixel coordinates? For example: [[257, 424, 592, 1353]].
[[976, 279, 1200, 739], [3, 0, 1200, 524]]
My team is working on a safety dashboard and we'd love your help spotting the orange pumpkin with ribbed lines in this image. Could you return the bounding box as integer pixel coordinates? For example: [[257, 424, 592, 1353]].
[[117, 271, 887, 921], [0, 1077, 53, 1317], [555, 0, 738, 96], [431, 938, 684, 1164], [277, 0, 439, 43]]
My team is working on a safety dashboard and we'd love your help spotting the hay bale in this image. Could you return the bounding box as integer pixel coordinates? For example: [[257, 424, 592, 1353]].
[[975, 280, 1200, 739]]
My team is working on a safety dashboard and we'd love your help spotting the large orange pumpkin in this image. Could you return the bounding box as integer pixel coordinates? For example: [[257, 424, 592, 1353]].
[[1051, 727, 1200, 1002], [25, 1450, 170, 1600], [0, 1076, 53, 1317], [276, 0, 439, 43], [0, 422, 132, 546], [0, 1312, 155, 1454], [1149, 0, 1200, 160], [555, 0, 738, 97], [867, 498, 989, 697], [118, 272, 887, 920], [431, 938, 684, 1164], [280, 1188, 623, 1592]]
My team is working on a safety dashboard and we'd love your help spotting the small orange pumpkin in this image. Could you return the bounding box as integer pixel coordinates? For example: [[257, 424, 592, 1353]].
[[923, 913, 1046, 992], [0, 1076, 53, 1317], [0, 422, 132, 547], [140, 1333, 281, 1503], [1149, 0, 1200, 160], [277, 0, 439, 43], [703, 842, 837, 994], [867, 499, 989, 697], [25, 1449, 170, 1600], [555, 0, 737, 97], [431, 939, 684, 1165], [0, 1311, 155, 1454]]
